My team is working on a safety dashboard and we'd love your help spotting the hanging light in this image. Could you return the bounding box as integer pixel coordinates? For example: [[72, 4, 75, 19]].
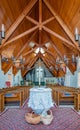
[[0, 24, 5, 44], [1, 56, 8, 63], [75, 28, 80, 47], [1, 54, 25, 69]]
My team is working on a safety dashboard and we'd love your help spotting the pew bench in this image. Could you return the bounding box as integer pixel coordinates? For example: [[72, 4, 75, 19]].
[[74, 92, 80, 111], [4, 89, 24, 106], [59, 91, 74, 105]]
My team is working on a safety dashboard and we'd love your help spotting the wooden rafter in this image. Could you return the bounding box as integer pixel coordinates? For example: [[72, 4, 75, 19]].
[[16, 31, 37, 58], [43, 0, 80, 51], [22, 54, 39, 76], [1, 0, 78, 75], [42, 55, 56, 76], [42, 46, 56, 61], [45, 53, 56, 65], [26, 16, 39, 25], [3, 25, 39, 47], [23, 46, 38, 57], [39, 0, 42, 30], [42, 17, 55, 25], [3, 31, 38, 73], [1, 0, 38, 46], [44, 31, 63, 59], [43, 26, 76, 48], [26, 16, 55, 27], [45, 54, 55, 65]]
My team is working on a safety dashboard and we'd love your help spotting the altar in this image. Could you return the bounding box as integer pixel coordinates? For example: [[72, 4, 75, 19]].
[[28, 87, 53, 114]]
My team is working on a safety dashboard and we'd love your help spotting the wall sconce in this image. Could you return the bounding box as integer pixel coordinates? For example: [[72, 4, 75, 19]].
[[75, 28, 80, 47], [0, 24, 5, 44]]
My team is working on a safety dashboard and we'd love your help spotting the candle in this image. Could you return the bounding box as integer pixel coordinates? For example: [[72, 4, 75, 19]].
[[1, 24, 5, 38], [2, 24, 4, 32], [75, 28, 79, 41]]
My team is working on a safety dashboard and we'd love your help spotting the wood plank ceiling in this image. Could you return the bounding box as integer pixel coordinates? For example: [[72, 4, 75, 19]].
[[0, 0, 80, 77]]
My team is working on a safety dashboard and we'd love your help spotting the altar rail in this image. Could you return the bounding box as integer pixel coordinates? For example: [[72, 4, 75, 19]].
[[0, 86, 32, 112], [48, 84, 80, 111]]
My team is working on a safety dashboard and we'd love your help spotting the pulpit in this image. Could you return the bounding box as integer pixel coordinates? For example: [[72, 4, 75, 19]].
[[28, 87, 53, 114]]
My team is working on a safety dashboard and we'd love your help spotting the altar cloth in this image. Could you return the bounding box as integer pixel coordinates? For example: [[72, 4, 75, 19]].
[[28, 87, 53, 114]]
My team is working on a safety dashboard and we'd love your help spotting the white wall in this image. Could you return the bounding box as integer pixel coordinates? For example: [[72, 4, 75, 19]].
[[5, 67, 14, 87], [0, 70, 5, 88], [13, 70, 23, 86], [64, 67, 77, 87], [0, 56, 5, 88]]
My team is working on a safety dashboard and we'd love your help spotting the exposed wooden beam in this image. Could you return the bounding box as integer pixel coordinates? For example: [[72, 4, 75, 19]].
[[44, 31, 63, 59], [39, 0, 42, 30], [39, 1, 42, 49], [42, 56, 50, 68], [42, 17, 55, 25], [45, 54, 55, 65], [1, 0, 38, 47], [22, 54, 39, 76], [16, 31, 37, 58], [43, 26, 76, 48], [23, 46, 38, 57], [42, 55, 56, 76], [26, 16, 39, 25], [4, 31, 38, 74], [3, 25, 39, 47], [45, 53, 56, 64], [39, 30, 42, 46], [42, 46, 56, 62], [43, 0, 80, 51]]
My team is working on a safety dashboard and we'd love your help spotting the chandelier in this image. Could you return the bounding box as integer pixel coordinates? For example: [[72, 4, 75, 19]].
[[1, 55, 25, 68]]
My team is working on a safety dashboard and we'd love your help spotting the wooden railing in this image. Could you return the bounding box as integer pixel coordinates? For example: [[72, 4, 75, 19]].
[[0, 86, 32, 112]]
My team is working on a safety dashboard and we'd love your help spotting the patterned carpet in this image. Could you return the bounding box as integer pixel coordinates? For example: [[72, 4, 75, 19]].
[[0, 100, 80, 130]]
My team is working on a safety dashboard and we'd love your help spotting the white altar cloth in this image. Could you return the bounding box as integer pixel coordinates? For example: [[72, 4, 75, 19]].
[[28, 87, 53, 114]]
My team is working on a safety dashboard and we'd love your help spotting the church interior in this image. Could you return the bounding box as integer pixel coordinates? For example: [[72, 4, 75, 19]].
[[0, 0, 80, 129]]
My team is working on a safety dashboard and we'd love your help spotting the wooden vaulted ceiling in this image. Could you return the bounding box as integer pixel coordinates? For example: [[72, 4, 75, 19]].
[[0, 0, 80, 77]]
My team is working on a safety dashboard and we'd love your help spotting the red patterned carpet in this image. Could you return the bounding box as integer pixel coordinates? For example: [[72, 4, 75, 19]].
[[0, 100, 80, 130]]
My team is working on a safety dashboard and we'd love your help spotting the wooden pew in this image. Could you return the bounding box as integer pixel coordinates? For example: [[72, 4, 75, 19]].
[[0, 86, 32, 112], [48, 84, 78, 107], [0, 92, 4, 112], [74, 92, 80, 111], [4, 89, 23, 106]]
